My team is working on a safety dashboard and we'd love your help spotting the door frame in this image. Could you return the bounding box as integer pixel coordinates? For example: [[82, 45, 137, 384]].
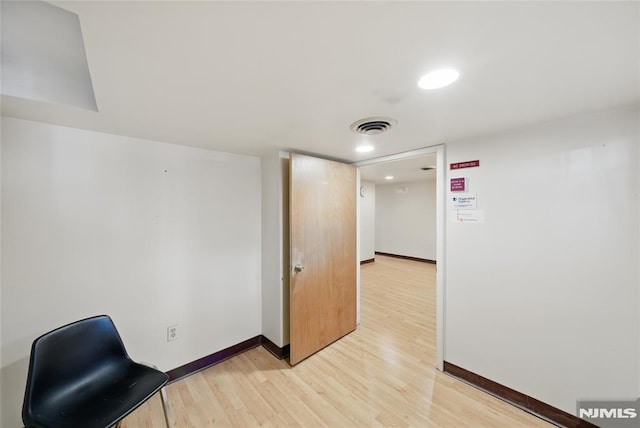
[[353, 144, 446, 370]]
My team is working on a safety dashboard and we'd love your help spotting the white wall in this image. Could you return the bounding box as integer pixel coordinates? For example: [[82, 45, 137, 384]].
[[637, 107, 640, 396], [261, 152, 282, 346], [375, 179, 437, 260], [359, 180, 375, 262], [445, 106, 639, 413], [261, 152, 289, 347], [281, 157, 290, 345], [0, 118, 3, 425], [1, 118, 262, 427]]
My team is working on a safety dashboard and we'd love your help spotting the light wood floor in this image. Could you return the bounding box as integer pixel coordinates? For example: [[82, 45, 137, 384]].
[[122, 256, 551, 427]]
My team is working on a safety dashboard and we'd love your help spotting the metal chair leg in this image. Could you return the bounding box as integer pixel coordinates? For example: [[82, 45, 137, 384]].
[[110, 389, 168, 428], [140, 362, 171, 427], [159, 386, 171, 428]]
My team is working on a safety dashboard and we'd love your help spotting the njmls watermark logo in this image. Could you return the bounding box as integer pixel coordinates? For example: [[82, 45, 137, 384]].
[[577, 399, 639, 428]]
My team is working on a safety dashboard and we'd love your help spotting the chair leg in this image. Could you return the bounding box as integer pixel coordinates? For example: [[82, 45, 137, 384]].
[[140, 362, 172, 427], [109, 389, 167, 428], [159, 386, 171, 428]]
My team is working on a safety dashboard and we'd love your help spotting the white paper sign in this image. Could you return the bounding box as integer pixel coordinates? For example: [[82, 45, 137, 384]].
[[451, 194, 477, 209], [452, 209, 485, 223]]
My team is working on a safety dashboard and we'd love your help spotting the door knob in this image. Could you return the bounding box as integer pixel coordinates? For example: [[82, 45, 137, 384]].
[[294, 264, 304, 273]]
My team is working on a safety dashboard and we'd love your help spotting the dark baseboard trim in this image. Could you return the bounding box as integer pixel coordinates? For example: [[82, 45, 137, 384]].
[[166, 335, 261, 383], [443, 362, 597, 428], [360, 258, 375, 265], [260, 335, 290, 359], [375, 251, 436, 264], [166, 335, 291, 383]]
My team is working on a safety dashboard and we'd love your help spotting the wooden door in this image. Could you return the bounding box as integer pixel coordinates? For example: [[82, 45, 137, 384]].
[[289, 153, 357, 365]]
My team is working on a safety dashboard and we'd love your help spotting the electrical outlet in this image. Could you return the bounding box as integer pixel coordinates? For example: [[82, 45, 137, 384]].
[[167, 325, 178, 342]]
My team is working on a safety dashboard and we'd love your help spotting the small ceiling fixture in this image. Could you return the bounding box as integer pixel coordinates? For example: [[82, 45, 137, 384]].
[[356, 145, 374, 153], [418, 68, 459, 90], [350, 117, 397, 135], [385, 176, 394, 180]]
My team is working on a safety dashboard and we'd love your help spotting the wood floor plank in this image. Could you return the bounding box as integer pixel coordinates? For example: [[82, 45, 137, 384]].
[[121, 256, 551, 427]]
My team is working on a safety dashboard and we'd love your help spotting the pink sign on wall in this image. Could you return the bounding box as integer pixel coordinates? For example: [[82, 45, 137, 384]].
[[450, 177, 466, 192]]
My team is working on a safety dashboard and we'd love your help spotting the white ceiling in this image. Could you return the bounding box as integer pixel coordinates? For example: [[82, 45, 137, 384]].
[[360, 154, 436, 184], [2, 1, 638, 163]]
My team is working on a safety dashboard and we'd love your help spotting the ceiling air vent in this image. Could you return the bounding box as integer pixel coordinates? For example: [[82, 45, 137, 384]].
[[350, 117, 397, 135]]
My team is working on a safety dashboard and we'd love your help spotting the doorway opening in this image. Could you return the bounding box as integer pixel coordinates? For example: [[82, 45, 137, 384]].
[[353, 145, 445, 370]]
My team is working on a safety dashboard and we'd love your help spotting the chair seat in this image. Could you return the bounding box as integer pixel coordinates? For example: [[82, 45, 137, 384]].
[[27, 362, 168, 428]]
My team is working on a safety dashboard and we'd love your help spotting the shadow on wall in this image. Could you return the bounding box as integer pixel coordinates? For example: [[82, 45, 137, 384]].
[[1, 356, 29, 428]]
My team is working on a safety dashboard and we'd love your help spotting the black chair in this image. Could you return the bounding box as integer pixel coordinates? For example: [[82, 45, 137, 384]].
[[22, 315, 171, 428]]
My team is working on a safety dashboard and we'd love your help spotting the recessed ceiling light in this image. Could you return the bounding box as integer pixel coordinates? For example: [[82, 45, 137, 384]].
[[356, 145, 374, 153], [385, 175, 394, 180], [418, 68, 459, 90]]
